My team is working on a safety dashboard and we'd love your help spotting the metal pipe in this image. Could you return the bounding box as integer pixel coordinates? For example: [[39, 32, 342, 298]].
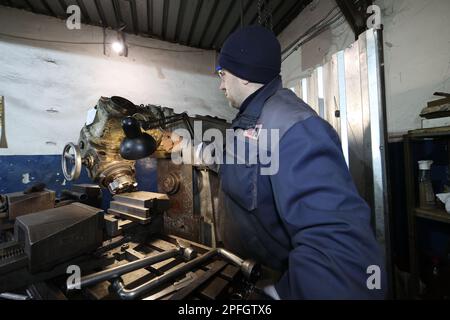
[[216, 248, 243, 266], [67, 248, 183, 290], [112, 249, 217, 300], [112, 248, 259, 300], [0, 292, 31, 300], [217, 248, 259, 280]]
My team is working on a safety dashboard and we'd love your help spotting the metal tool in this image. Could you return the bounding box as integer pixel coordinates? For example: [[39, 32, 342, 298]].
[[169, 260, 228, 300], [67, 245, 195, 290], [112, 249, 217, 300], [112, 248, 259, 300], [143, 272, 197, 300], [0, 292, 31, 300]]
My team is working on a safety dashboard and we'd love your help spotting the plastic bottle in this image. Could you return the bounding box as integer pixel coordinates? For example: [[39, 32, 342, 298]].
[[418, 160, 436, 209]]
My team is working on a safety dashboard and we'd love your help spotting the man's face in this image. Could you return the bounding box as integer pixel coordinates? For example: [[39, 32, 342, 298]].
[[218, 69, 243, 109]]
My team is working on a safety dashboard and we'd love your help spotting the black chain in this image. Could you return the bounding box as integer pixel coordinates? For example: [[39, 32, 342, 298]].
[[257, 0, 262, 25], [257, 0, 273, 31]]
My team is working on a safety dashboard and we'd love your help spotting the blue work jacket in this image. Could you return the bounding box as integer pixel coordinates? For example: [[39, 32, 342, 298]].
[[218, 76, 387, 299]]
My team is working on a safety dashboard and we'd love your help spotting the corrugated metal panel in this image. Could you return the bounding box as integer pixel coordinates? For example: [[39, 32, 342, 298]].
[[99, 0, 118, 30], [189, 0, 218, 48], [42, 0, 65, 18], [211, 0, 240, 49], [175, 0, 196, 45], [72, 0, 91, 24], [118, 0, 134, 34], [323, 55, 341, 137], [165, 0, 181, 41], [240, 0, 261, 27], [91, 0, 107, 26], [5, 0, 29, 10], [185, 0, 204, 45], [307, 69, 319, 114], [201, 0, 233, 49], [135, 0, 148, 35], [214, 0, 255, 49], [30, 0, 51, 15], [79, 0, 101, 25], [152, 0, 165, 38], [0, 0, 313, 50], [344, 40, 367, 197]]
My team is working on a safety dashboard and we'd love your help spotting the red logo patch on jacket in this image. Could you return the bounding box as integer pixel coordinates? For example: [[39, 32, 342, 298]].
[[243, 124, 262, 141]]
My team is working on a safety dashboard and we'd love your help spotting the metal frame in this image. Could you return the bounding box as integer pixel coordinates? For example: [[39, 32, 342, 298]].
[[337, 50, 350, 166], [366, 28, 393, 298], [322, 28, 392, 296], [335, 0, 373, 39]]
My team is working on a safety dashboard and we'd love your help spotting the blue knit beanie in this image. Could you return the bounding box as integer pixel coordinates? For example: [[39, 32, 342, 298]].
[[217, 25, 281, 84]]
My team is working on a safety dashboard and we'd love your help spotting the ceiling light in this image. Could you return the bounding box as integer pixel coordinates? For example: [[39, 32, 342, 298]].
[[112, 41, 124, 54]]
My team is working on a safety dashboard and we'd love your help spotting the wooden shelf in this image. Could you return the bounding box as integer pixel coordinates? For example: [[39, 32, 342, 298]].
[[407, 126, 450, 139], [404, 130, 450, 298], [414, 207, 450, 224]]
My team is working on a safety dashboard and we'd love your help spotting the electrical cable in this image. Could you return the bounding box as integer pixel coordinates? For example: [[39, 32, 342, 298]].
[[281, 7, 346, 62], [127, 42, 205, 53], [289, 15, 346, 52], [282, 6, 342, 55], [0, 32, 206, 53], [0, 31, 105, 45]]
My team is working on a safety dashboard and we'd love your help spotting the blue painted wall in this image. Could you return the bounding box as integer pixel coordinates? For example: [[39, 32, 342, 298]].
[[0, 155, 158, 210]]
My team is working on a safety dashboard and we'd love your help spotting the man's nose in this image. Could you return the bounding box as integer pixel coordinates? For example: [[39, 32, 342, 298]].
[[219, 79, 225, 91]]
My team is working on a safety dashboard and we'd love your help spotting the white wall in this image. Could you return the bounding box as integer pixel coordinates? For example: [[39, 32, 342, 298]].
[[0, 6, 235, 156], [379, 0, 450, 135], [278, 0, 450, 135], [278, 0, 354, 89]]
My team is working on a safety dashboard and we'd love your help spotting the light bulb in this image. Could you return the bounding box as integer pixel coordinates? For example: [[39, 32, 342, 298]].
[[112, 41, 124, 54]]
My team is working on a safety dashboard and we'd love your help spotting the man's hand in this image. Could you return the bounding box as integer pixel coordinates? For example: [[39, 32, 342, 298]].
[[158, 131, 183, 153]]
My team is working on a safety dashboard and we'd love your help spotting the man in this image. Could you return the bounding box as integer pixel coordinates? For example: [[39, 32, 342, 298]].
[[213, 25, 387, 299]]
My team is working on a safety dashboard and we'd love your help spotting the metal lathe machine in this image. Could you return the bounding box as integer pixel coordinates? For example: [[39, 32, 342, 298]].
[[0, 96, 267, 301]]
